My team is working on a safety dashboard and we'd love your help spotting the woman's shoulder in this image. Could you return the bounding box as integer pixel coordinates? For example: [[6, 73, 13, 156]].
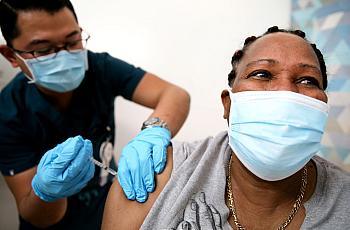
[[102, 146, 174, 230], [313, 155, 350, 182], [304, 156, 350, 228], [172, 131, 228, 159], [311, 155, 350, 206]]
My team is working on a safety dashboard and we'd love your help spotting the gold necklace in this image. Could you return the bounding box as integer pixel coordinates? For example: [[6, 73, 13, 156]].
[[226, 155, 308, 230]]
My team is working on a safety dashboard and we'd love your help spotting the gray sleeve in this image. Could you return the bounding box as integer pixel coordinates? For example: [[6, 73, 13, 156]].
[[172, 139, 205, 170], [172, 141, 190, 170], [302, 156, 350, 229]]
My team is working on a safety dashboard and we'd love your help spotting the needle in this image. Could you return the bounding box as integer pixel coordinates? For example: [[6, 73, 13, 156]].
[[90, 157, 118, 176]]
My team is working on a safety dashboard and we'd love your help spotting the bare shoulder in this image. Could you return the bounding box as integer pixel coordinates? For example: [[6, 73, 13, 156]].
[[102, 146, 173, 230]]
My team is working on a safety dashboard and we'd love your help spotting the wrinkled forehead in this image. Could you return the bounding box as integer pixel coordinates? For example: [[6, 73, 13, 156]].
[[239, 32, 320, 68]]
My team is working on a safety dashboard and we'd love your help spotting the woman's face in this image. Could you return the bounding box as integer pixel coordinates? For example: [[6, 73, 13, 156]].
[[232, 32, 327, 102], [222, 32, 327, 119]]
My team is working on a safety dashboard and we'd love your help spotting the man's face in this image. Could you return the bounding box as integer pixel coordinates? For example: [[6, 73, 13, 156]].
[[9, 7, 81, 79]]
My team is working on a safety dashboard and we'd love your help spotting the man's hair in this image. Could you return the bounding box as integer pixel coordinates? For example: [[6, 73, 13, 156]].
[[0, 0, 78, 46], [228, 26, 328, 89]]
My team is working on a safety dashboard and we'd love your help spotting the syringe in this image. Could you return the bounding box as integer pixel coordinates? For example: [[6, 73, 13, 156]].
[[90, 157, 118, 176]]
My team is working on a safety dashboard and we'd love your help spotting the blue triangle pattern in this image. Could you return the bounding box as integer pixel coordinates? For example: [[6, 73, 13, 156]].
[[292, 0, 350, 167]]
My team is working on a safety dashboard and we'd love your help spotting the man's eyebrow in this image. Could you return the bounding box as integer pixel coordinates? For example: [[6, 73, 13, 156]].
[[246, 59, 278, 67], [27, 39, 50, 47], [26, 30, 81, 47], [65, 30, 81, 38]]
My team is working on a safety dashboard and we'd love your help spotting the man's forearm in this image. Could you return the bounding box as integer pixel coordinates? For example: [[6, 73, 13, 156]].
[[19, 189, 67, 228], [148, 85, 190, 137]]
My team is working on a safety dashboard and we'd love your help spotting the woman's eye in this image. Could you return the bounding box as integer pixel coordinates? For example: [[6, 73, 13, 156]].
[[298, 77, 321, 88], [247, 70, 272, 79]]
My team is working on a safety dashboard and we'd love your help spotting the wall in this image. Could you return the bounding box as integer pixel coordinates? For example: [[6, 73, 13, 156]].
[[0, 38, 18, 90], [0, 1, 291, 228], [0, 1, 291, 155], [71, 0, 291, 158], [292, 0, 350, 169], [0, 0, 292, 155]]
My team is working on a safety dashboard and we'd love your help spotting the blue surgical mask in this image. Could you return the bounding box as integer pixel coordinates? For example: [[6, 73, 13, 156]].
[[17, 49, 88, 93], [227, 90, 329, 181]]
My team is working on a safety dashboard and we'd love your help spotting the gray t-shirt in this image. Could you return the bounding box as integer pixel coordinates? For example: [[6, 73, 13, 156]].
[[141, 131, 350, 230]]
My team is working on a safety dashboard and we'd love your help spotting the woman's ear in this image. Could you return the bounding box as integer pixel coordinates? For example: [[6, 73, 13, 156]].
[[0, 45, 20, 68], [221, 89, 231, 120]]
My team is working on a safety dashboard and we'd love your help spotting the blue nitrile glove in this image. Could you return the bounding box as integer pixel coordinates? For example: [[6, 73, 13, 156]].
[[118, 126, 171, 203], [32, 136, 95, 202]]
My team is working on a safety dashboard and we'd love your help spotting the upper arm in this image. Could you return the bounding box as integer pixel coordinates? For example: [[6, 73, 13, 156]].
[[131, 72, 184, 108], [102, 146, 173, 230]]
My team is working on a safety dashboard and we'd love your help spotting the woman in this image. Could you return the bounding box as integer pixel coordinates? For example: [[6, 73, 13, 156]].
[[102, 26, 350, 230]]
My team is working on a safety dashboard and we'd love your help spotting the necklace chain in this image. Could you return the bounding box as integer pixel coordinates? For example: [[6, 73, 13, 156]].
[[226, 155, 308, 230]]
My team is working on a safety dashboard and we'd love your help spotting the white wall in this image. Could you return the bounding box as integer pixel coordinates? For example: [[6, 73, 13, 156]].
[[73, 0, 291, 157], [0, 41, 18, 89], [0, 0, 291, 156], [0, 1, 290, 227]]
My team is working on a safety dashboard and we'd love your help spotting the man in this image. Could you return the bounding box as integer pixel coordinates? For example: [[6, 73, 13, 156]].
[[0, 0, 190, 229]]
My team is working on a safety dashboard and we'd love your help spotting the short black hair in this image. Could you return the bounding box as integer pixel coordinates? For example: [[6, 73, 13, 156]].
[[228, 26, 328, 89], [0, 0, 78, 46]]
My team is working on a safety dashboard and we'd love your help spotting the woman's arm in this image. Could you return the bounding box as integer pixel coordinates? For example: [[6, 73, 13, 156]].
[[102, 146, 173, 230]]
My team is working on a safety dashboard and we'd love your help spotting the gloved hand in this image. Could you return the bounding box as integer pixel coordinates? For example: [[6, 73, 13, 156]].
[[118, 127, 171, 202], [32, 136, 95, 202]]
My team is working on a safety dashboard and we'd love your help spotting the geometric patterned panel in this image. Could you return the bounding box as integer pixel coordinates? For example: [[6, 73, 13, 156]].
[[292, 0, 350, 170]]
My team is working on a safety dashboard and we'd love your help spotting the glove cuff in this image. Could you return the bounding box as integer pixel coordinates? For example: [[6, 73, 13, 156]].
[[145, 126, 171, 139], [31, 175, 57, 202]]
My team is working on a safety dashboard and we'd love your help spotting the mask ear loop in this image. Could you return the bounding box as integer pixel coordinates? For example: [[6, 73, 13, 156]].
[[226, 87, 234, 124], [83, 49, 89, 71], [227, 87, 236, 104], [14, 53, 36, 84]]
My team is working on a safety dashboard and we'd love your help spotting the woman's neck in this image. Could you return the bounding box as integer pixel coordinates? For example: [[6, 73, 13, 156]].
[[227, 153, 317, 229]]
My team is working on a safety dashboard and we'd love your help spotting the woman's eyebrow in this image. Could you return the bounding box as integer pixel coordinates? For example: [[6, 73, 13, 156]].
[[297, 63, 321, 74], [246, 59, 278, 68]]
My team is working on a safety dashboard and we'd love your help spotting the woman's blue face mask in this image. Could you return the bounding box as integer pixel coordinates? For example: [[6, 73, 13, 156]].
[[16, 49, 88, 93], [227, 90, 329, 181]]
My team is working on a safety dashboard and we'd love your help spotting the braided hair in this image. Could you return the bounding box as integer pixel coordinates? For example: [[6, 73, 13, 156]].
[[227, 26, 328, 89]]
